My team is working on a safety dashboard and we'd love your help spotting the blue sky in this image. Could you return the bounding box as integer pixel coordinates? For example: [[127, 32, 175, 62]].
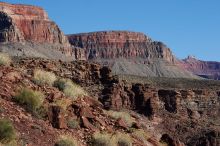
[[2, 0, 220, 61]]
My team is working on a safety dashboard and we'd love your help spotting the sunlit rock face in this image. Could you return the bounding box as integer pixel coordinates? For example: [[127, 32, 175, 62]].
[[178, 56, 220, 80], [68, 31, 200, 79], [0, 2, 72, 57], [68, 31, 175, 63]]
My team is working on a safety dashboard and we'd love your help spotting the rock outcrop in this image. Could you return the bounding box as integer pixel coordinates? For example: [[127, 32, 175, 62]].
[[0, 2, 72, 60], [68, 31, 199, 78], [100, 75, 220, 146], [178, 56, 220, 80], [1, 57, 219, 146], [68, 31, 175, 62]]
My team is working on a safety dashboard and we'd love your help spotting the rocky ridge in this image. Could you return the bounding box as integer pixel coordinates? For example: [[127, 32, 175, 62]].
[[68, 31, 175, 63], [178, 56, 220, 80], [68, 31, 198, 78], [1, 57, 219, 146], [0, 2, 72, 60]]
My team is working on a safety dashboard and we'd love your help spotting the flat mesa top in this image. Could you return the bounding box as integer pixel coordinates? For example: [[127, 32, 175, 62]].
[[0, 1, 43, 10], [0, 2, 48, 19]]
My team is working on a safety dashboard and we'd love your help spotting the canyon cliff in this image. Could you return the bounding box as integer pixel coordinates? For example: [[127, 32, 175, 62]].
[[178, 56, 220, 80], [0, 2, 72, 60], [68, 31, 198, 78], [68, 31, 175, 62]]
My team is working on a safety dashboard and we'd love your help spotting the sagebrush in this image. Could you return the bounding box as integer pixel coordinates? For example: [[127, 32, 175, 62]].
[[33, 69, 56, 86], [14, 88, 44, 112], [0, 119, 16, 144], [0, 53, 11, 66], [54, 78, 87, 100], [92, 132, 114, 146], [55, 135, 78, 146], [105, 110, 134, 127], [113, 132, 132, 146]]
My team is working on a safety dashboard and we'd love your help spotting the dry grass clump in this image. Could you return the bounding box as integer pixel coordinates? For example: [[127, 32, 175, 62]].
[[105, 110, 134, 127], [33, 69, 56, 86], [67, 119, 80, 129], [92, 132, 133, 146], [92, 132, 114, 146], [113, 132, 132, 146], [132, 129, 150, 143], [0, 119, 16, 145], [159, 142, 169, 146], [55, 135, 78, 146], [14, 88, 44, 113], [0, 53, 11, 66], [53, 98, 72, 110], [54, 78, 87, 100]]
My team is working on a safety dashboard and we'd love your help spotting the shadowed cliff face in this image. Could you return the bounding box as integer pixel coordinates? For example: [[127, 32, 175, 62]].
[[0, 2, 72, 57], [68, 31, 175, 63]]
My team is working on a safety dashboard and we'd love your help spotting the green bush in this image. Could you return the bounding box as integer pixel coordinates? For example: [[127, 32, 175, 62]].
[[67, 119, 79, 129], [0, 119, 16, 144], [54, 78, 87, 100], [14, 88, 44, 112], [54, 78, 68, 91], [33, 69, 56, 86], [114, 132, 132, 146], [92, 132, 114, 146], [105, 110, 134, 127], [55, 135, 78, 146], [0, 53, 11, 66]]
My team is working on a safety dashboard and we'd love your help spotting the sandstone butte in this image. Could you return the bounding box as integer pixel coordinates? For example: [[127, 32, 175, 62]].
[[178, 56, 220, 80], [68, 31, 220, 79], [68, 31, 175, 63], [0, 2, 72, 58]]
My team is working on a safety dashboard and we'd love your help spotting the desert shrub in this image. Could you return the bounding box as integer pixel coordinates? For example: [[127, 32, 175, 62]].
[[55, 135, 78, 146], [33, 69, 56, 86], [14, 88, 44, 113], [67, 119, 79, 129], [113, 132, 132, 146], [35, 105, 48, 120], [54, 78, 68, 91], [105, 110, 134, 127], [159, 142, 169, 146], [132, 129, 149, 143], [0, 53, 11, 66], [54, 78, 87, 100], [53, 98, 72, 110], [0, 119, 16, 144], [92, 132, 114, 146]]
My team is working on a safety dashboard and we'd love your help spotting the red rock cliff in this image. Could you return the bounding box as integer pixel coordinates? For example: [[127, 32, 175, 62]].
[[178, 56, 220, 80], [0, 2, 72, 56], [68, 31, 175, 63]]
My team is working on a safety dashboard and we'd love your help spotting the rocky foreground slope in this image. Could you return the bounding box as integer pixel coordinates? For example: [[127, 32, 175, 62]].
[[0, 2, 72, 60], [68, 31, 197, 78], [0, 57, 220, 146]]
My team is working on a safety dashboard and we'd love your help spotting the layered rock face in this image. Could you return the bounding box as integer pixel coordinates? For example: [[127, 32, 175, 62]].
[[100, 75, 220, 146], [68, 31, 175, 62], [68, 31, 199, 78], [178, 56, 220, 80], [0, 2, 72, 58]]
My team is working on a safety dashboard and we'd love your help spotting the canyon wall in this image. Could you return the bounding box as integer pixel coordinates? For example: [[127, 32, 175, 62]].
[[68, 31, 199, 78], [0, 2, 72, 58], [68, 31, 175, 63], [178, 56, 220, 80]]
